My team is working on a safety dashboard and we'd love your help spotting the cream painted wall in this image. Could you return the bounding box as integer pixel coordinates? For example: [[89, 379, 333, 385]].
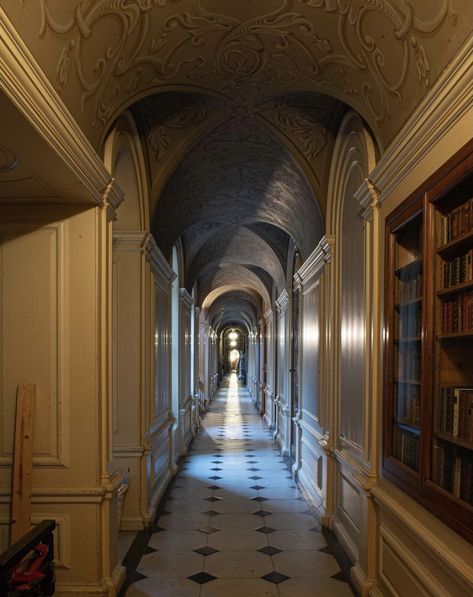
[[0, 204, 123, 595]]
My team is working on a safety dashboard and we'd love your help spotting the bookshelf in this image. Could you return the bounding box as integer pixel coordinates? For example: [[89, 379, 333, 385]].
[[383, 142, 473, 542]]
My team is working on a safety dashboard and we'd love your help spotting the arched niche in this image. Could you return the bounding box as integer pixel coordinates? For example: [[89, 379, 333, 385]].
[[325, 110, 377, 557], [103, 111, 150, 232]]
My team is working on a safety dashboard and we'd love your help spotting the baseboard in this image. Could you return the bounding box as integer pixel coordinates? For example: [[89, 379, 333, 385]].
[[55, 585, 105, 595], [56, 558, 126, 596], [332, 515, 358, 564], [351, 561, 374, 597], [119, 516, 145, 531], [297, 467, 325, 521], [148, 469, 173, 524], [368, 583, 384, 597]]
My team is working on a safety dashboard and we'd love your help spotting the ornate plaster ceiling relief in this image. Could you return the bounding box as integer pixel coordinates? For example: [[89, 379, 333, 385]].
[[3, 0, 468, 149], [0, 145, 18, 173]]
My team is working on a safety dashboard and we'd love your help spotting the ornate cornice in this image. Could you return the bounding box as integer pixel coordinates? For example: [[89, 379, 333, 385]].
[[275, 289, 289, 315], [353, 178, 381, 221], [112, 230, 149, 252], [0, 8, 119, 205], [144, 235, 175, 284], [296, 235, 334, 288], [179, 288, 194, 309], [369, 34, 473, 202]]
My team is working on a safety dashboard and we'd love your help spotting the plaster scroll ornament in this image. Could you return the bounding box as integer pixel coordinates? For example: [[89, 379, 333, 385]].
[[0, 146, 18, 173], [33, 0, 458, 139], [140, 95, 209, 161], [258, 94, 339, 161]]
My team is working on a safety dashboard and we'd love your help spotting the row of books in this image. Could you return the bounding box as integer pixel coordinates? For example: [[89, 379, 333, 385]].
[[396, 344, 421, 380], [393, 427, 419, 471], [432, 444, 473, 505], [396, 274, 422, 304], [437, 386, 473, 441], [443, 198, 473, 243], [440, 290, 473, 334], [442, 250, 473, 288], [395, 384, 420, 426]]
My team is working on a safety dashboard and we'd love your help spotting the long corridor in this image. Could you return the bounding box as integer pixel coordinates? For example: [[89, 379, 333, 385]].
[[124, 375, 354, 596]]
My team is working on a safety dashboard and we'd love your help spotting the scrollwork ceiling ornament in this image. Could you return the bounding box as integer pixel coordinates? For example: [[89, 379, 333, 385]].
[[259, 94, 338, 160], [30, 0, 460, 141], [0, 145, 18, 173], [139, 94, 209, 161]]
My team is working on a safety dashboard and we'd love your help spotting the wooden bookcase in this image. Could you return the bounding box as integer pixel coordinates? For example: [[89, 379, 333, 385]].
[[384, 142, 473, 543]]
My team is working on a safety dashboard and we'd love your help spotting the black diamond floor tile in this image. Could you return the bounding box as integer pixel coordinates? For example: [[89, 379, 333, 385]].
[[188, 572, 217, 585], [194, 546, 219, 556], [251, 496, 269, 502], [261, 571, 290, 584], [258, 545, 282, 556], [198, 525, 220, 534], [248, 467, 260, 471], [207, 485, 222, 490], [205, 496, 222, 502], [331, 570, 350, 583], [250, 485, 265, 490], [249, 476, 262, 480], [253, 509, 272, 517], [209, 475, 222, 480], [318, 545, 333, 554], [128, 571, 148, 585], [144, 546, 157, 555], [256, 526, 276, 534], [210, 467, 222, 471]]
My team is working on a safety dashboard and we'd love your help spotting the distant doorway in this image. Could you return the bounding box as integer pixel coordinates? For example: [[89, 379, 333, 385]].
[[229, 349, 240, 371]]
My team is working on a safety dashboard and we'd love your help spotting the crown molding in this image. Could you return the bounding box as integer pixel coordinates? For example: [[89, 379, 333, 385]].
[[275, 289, 289, 314], [145, 235, 175, 284], [180, 288, 194, 309], [0, 9, 122, 207], [354, 178, 380, 221], [112, 230, 149, 251], [369, 35, 473, 203], [296, 235, 334, 287]]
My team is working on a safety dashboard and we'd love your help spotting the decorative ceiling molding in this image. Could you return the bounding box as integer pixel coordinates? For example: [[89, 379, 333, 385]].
[[0, 144, 18, 172], [138, 93, 216, 163], [0, 7, 121, 205], [368, 33, 473, 205], [2, 0, 467, 149], [136, 91, 340, 220], [296, 234, 334, 287]]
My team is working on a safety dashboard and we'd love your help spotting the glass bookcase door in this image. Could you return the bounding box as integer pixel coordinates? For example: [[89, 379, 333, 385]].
[[391, 213, 423, 472]]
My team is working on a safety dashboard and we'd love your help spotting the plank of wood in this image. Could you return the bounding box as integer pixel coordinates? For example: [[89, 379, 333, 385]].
[[11, 384, 35, 544]]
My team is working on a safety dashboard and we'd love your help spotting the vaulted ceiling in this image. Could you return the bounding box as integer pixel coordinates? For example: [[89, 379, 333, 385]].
[[1, 0, 471, 333]]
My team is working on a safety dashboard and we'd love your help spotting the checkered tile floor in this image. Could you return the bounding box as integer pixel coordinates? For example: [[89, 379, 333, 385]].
[[123, 374, 354, 596]]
